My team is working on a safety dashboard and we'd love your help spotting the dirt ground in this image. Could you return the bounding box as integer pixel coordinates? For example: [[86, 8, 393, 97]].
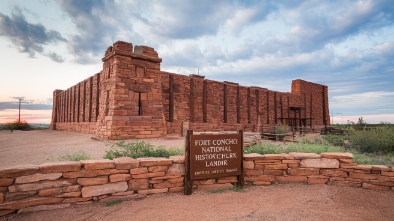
[[1, 130, 394, 221], [0, 130, 185, 167]]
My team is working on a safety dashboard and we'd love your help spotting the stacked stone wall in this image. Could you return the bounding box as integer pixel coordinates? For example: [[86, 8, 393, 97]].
[[1, 152, 393, 217]]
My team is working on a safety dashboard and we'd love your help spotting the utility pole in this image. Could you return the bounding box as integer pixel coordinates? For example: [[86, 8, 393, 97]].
[[11, 97, 25, 122]]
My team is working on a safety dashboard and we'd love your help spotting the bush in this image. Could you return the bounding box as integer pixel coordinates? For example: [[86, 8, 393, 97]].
[[104, 141, 184, 160], [58, 150, 91, 161], [347, 126, 394, 153], [3, 120, 31, 131]]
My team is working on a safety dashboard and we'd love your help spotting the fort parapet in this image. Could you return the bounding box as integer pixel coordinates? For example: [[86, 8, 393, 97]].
[[50, 41, 330, 139]]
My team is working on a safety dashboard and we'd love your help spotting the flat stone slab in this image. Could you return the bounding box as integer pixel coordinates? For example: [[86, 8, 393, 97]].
[[300, 158, 339, 168], [243, 153, 263, 161], [81, 181, 128, 198], [320, 152, 354, 159], [40, 161, 81, 173], [289, 153, 321, 160]]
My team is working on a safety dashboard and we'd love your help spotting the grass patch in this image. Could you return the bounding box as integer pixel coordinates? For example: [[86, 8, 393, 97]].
[[104, 141, 184, 160], [105, 200, 123, 206], [58, 150, 91, 161], [244, 141, 343, 155]]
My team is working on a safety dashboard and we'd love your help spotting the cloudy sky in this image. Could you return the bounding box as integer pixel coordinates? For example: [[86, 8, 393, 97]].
[[0, 0, 393, 124]]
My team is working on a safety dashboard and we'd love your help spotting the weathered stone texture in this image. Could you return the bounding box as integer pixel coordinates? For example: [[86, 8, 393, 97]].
[[81, 182, 128, 198]]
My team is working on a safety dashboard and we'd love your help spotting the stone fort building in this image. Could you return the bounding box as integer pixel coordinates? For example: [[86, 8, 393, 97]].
[[50, 41, 330, 139]]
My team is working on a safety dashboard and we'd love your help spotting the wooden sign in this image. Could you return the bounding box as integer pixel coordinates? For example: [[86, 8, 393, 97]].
[[184, 130, 244, 195]]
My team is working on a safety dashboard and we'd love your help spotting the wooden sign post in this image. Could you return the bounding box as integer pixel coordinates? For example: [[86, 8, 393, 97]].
[[184, 130, 244, 195]]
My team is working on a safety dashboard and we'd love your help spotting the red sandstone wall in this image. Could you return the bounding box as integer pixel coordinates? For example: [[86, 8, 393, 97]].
[[51, 41, 330, 139]]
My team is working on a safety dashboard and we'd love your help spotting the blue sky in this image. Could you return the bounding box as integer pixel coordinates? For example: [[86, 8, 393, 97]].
[[0, 0, 393, 124]]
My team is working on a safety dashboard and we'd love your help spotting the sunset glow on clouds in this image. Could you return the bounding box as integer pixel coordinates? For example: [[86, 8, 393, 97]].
[[0, 109, 52, 124], [0, 0, 393, 124]]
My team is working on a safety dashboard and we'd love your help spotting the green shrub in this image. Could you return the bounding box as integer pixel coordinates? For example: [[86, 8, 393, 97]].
[[348, 126, 394, 153], [104, 141, 183, 160], [58, 150, 91, 161], [3, 120, 31, 131], [244, 142, 283, 154]]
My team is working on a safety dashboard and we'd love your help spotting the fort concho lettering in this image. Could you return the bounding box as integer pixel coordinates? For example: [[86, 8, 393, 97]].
[[190, 134, 242, 180]]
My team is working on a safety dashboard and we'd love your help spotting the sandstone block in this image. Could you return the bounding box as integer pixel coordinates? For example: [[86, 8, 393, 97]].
[[362, 183, 390, 191], [320, 169, 347, 177], [300, 158, 339, 168], [275, 176, 307, 183], [243, 153, 263, 161], [81, 181, 128, 198], [0, 197, 64, 210], [130, 167, 148, 175], [369, 180, 394, 187], [263, 170, 283, 176], [243, 160, 255, 170], [148, 166, 168, 172], [17, 203, 71, 214], [63, 169, 129, 178], [259, 154, 285, 160], [308, 175, 329, 184], [138, 188, 168, 195], [244, 170, 263, 176], [379, 176, 394, 182], [57, 191, 81, 197], [195, 179, 216, 185], [40, 161, 81, 173], [153, 181, 183, 189], [217, 176, 238, 184], [264, 164, 287, 170], [255, 164, 265, 170], [0, 192, 3, 204], [288, 163, 300, 168], [170, 156, 185, 164], [288, 168, 319, 176], [197, 183, 233, 191], [13, 179, 76, 192], [289, 152, 321, 159], [340, 164, 358, 169], [113, 157, 140, 169], [39, 188, 62, 196], [99, 194, 146, 203], [330, 177, 346, 181], [109, 174, 132, 182], [129, 179, 149, 190], [132, 172, 165, 179], [245, 175, 275, 182], [255, 160, 281, 165], [327, 180, 361, 187], [282, 160, 300, 164], [349, 173, 378, 180], [354, 165, 372, 171], [15, 173, 62, 184], [138, 158, 172, 166], [168, 177, 184, 183], [77, 176, 108, 186], [40, 161, 82, 173], [63, 185, 81, 192], [0, 165, 39, 178], [63, 197, 92, 203], [169, 187, 184, 192], [382, 171, 394, 177], [339, 159, 354, 164], [167, 164, 185, 176], [370, 165, 390, 172], [5, 191, 37, 201], [320, 152, 353, 159], [0, 178, 14, 186], [82, 160, 115, 170], [151, 175, 180, 180]]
